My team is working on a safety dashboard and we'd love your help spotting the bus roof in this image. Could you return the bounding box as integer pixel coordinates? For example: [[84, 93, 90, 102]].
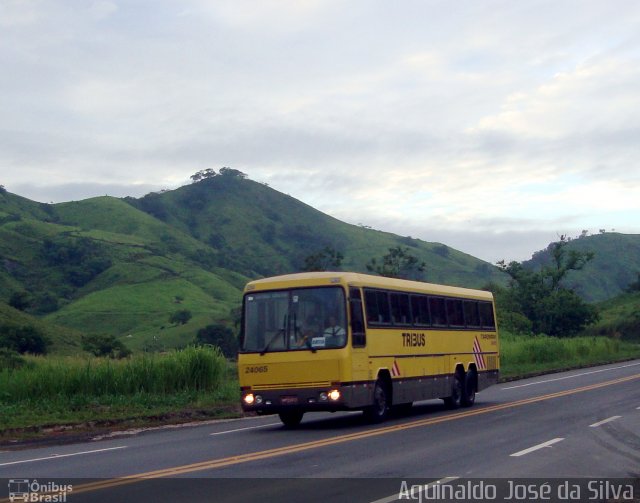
[[244, 272, 493, 301]]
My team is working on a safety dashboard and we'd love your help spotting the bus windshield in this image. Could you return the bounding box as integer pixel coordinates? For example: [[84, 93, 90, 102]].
[[242, 286, 347, 353]]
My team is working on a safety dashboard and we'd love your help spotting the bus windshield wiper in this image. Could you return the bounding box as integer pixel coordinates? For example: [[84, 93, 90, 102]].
[[260, 314, 288, 355]]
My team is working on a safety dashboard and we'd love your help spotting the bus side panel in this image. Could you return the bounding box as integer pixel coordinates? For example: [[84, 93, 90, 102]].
[[392, 374, 452, 403]]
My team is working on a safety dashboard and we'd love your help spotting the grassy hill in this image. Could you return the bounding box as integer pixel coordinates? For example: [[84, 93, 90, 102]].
[[0, 191, 247, 353], [128, 173, 504, 286], [2, 178, 640, 358], [524, 233, 640, 302], [1, 177, 507, 354], [0, 302, 82, 354]]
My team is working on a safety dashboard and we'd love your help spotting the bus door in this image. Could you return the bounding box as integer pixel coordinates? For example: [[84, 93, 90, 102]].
[[349, 287, 368, 382]]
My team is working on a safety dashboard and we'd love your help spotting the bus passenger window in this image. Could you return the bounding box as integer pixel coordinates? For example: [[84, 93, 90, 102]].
[[429, 297, 447, 326], [446, 299, 464, 327], [390, 293, 411, 325], [479, 302, 496, 329], [411, 295, 431, 326], [364, 289, 391, 325], [463, 301, 480, 328]]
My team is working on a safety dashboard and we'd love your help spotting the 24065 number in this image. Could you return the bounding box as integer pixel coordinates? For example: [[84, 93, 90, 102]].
[[245, 365, 269, 374]]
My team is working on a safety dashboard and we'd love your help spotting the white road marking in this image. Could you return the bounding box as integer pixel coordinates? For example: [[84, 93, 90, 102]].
[[369, 476, 460, 503], [501, 362, 640, 390], [510, 438, 564, 457], [589, 416, 622, 428], [0, 446, 127, 467], [210, 423, 281, 435]]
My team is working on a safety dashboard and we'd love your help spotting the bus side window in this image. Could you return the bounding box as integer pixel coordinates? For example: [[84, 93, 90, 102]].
[[446, 299, 464, 327], [411, 295, 431, 327], [479, 301, 496, 329], [429, 297, 447, 327], [350, 288, 366, 347], [390, 293, 411, 325], [364, 289, 391, 325], [463, 300, 481, 328]]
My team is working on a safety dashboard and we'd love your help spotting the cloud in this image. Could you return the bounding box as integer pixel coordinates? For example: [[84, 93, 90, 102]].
[[1, 0, 639, 263]]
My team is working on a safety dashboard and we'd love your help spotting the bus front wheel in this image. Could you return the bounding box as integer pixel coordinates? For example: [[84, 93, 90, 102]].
[[278, 410, 304, 428], [364, 379, 390, 423]]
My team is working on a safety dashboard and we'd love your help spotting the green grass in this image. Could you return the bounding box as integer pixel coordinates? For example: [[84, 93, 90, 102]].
[[45, 276, 238, 351], [581, 291, 640, 341], [0, 346, 237, 431], [500, 331, 640, 378]]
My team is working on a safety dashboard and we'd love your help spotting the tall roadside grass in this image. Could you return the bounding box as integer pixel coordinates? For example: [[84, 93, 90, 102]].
[[0, 346, 226, 400], [0, 346, 238, 432], [500, 331, 640, 379]]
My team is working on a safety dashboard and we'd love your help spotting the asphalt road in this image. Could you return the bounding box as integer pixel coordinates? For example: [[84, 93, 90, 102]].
[[1, 360, 639, 502]]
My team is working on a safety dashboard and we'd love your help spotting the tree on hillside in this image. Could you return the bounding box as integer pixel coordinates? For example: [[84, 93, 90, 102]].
[[195, 324, 238, 358], [303, 246, 344, 272], [9, 291, 31, 311], [169, 309, 192, 325], [627, 272, 640, 292], [190, 167, 247, 183], [190, 168, 217, 183], [366, 246, 426, 280], [0, 324, 49, 354], [0, 185, 6, 194], [82, 334, 131, 359], [497, 236, 598, 336], [219, 167, 247, 179], [41, 237, 112, 288]]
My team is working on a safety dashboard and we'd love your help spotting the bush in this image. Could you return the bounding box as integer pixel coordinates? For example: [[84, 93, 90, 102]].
[[9, 291, 31, 311], [40, 237, 112, 288], [0, 324, 49, 354], [498, 310, 533, 335], [169, 309, 192, 325], [195, 324, 238, 359], [82, 334, 132, 359]]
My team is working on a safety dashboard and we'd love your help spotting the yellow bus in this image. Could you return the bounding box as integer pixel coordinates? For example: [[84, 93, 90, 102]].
[[238, 272, 499, 427]]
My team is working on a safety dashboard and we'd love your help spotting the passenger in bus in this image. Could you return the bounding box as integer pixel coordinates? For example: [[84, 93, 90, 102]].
[[323, 316, 346, 346]]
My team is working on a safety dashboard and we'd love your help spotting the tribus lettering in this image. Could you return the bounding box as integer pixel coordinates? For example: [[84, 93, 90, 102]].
[[402, 333, 426, 347]]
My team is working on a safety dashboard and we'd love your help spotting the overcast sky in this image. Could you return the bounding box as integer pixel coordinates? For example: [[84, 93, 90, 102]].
[[2, 1, 639, 263]]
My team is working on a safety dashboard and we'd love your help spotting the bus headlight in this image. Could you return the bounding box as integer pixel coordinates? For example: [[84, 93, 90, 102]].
[[243, 393, 255, 405], [328, 389, 341, 401]]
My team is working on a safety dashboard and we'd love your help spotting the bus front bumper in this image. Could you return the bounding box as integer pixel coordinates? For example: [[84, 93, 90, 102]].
[[240, 383, 372, 413]]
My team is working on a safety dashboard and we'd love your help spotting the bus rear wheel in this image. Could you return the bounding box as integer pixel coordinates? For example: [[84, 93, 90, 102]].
[[461, 369, 477, 407], [364, 379, 390, 423], [278, 410, 304, 428], [443, 371, 463, 409]]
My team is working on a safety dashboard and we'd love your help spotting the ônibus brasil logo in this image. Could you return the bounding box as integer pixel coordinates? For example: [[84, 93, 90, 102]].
[[7, 479, 73, 502]]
